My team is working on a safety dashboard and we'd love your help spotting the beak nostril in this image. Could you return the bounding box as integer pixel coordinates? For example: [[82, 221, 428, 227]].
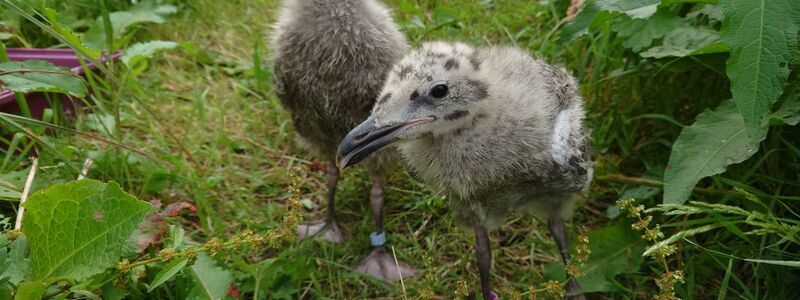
[[354, 131, 369, 142]]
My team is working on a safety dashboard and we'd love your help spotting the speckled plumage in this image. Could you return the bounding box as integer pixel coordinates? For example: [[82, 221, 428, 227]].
[[338, 41, 593, 298], [270, 0, 407, 171], [370, 42, 593, 229], [337, 41, 592, 298]]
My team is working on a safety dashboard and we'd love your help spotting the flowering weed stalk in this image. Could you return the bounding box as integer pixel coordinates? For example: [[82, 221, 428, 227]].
[[617, 198, 684, 300]]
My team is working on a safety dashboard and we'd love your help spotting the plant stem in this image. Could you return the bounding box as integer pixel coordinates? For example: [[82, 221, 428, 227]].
[[595, 174, 741, 196], [14, 158, 38, 230]]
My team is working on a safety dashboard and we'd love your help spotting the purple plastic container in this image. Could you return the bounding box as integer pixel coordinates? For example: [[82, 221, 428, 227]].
[[0, 48, 122, 119]]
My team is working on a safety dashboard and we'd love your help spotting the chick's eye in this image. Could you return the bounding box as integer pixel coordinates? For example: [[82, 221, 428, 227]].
[[430, 84, 448, 98]]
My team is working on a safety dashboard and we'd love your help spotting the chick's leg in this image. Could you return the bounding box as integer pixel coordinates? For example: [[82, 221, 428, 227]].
[[474, 223, 497, 300], [548, 216, 586, 300], [355, 175, 420, 281], [295, 162, 345, 243]]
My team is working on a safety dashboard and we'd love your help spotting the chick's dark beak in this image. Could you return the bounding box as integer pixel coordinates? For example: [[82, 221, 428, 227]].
[[336, 116, 434, 170]]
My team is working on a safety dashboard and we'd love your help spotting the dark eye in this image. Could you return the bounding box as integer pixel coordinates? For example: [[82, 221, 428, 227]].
[[430, 84, 448, 98]]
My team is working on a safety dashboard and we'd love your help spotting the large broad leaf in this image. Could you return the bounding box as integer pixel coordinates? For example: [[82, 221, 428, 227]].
[[663, 100, 768, 204], [544, 221, 645, 293], [639, 26, 723, 58], [0, 237, 31, 285], [83, 1, 177, 49], [595, 0, 660, 19], [720, 0, 800, 131], [613, 8, 681, 52], [188, 253, 234, 300], [0, 60, 86, 97], [121, 41, 178, 66], [22, 180, 150, 283]]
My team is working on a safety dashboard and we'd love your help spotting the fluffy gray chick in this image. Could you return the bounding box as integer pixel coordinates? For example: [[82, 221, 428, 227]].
[[337, 42, 592, 299], [270, 0, 418, 280]]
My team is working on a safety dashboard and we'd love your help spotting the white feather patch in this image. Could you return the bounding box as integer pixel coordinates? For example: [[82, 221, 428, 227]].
[[550, 109, 573, 165]]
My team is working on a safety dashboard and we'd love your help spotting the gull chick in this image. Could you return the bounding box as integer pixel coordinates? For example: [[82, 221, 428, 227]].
[[337, 42, 592, 299], [270, 0, 418, 280]]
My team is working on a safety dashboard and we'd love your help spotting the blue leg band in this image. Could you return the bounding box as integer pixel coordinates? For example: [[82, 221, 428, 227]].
[[370, 231, 386, 247]]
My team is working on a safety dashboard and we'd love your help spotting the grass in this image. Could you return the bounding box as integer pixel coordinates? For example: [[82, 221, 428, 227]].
[[2, 0, 799, 299]]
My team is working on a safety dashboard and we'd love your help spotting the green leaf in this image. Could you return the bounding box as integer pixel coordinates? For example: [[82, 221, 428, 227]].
[[101, 283, 128, 300], [768, 79, 800, 125], [0, 185, 21, 200], [188, 253, 233, 300], [720, 0, 800, 131], [0, 248, 6, 274], [83, 2, 178, 49], [147, 257, 189, 292], [41, 8, 102, 60], [121, 41, 179, 67], [22, 180, 150, 283], [544, 221, 645, 293], [0, 237, 30, 285], [13, 281, 45, 300], [718, 258, 733, 300], [0, 169, 30, 201], [639, 26, 722, 58], [0, 60, 86, 97], [595, 0, 660, 19], [562, 0, 622, 43], [663, 100, 768, 204], [613, 8, 681, 52]]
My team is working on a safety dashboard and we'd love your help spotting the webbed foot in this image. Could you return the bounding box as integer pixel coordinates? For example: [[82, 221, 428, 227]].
[[295, 220, 345, 244], [355, 247, 420, 281]]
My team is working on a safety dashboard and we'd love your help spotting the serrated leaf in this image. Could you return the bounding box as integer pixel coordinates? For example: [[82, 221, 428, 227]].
[[41, 8, 101, 60], [22, 180, 150, 283], [13, 281, 45, 300], [83, 2, 178, 49], [0, 236, 30, 285], [188, 253, 234, 300], [544, 221, 645, 293], [121, 41, 178, 66], [686, 4, 724, 23], [148, 258, 189, 292], [614, 8, 681, 52], [595, 0, 659, 19], [720, 0, 800, 131], [0, 215, 11, 232], [639, 26, 721, 58], [0, 60, 87, 97], [663, 100, 767, 204]]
